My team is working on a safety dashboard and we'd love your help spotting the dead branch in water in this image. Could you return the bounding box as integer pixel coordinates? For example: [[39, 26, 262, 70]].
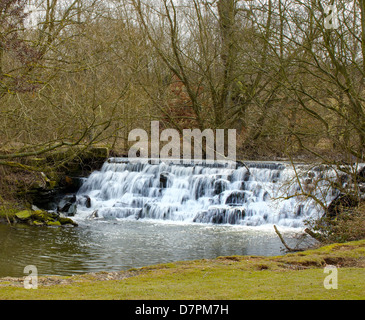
[[274, 225, 305, 252]]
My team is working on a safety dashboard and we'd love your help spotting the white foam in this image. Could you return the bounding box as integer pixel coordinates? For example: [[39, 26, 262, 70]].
[[74, 159, 344, 227]]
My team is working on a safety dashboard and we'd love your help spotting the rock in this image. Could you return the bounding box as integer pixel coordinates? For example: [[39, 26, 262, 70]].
[[88, 210, 99, 219], [32, 220, 45, 226], [84, 195, 92, 208], [31, 210, 50, 223], [57, 194, 77, 216], [15, 210, 33, 222], [160, 172, 170, 189], [58, 217, 78, 227], [77, 195, 91, 208], [66, 203, 77, 216], [227, 208, 245, 224], [17, 171, 63, 211], [135, 209, 143, 220], [13, 209, 77, 227], [225, 191, 246, 206], [193, 211, 208, 223], [213, 179, 229, 195], [26, 187, 58, 211], [31, 205, 41, 211], [62, 176, 84, 193], [46, 220, 62, 227], [211, 211, 225, 224]]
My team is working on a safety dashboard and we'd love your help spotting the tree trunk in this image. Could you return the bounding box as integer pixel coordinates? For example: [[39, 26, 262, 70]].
[[360, 0, 365, 75], [217, 0, 237, 127]]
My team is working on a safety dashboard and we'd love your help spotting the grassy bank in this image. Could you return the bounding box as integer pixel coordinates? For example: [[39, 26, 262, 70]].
[[0, 240, 364, 300]]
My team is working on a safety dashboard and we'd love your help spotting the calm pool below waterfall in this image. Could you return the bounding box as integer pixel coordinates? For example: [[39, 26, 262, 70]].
[[0, 220, 301, 278], [0, 159, 345, 278]]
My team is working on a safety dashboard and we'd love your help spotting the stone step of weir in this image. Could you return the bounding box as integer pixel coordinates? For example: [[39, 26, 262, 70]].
[[106, 157, 289, 170], [107, 157, 238, 167], [246, 162, 286, 170]]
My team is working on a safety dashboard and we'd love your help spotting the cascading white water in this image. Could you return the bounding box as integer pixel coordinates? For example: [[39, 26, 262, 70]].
[[75, 158, 340, 228]]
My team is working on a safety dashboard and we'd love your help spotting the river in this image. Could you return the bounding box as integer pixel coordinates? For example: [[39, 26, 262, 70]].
[[0, 219, 302, 278]]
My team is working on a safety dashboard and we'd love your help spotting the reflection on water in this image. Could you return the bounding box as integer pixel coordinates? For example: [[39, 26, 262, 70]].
[[0, 220, 299, 278]]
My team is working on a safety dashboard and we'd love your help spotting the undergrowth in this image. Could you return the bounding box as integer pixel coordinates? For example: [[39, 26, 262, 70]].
[[305, 202, 365, 244]]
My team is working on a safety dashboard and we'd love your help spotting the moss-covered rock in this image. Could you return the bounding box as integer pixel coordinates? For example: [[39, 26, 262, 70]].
[[13, 209, 77, 227], [15, 210, 33, 221], [46, 220, 62, 227], [32, 210, 58, 222], [32, 220, 45, 226], [58, 217, 78, 226]]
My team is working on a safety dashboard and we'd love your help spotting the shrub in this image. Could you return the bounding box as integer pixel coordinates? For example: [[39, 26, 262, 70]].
[[305, 202, 365, 244]]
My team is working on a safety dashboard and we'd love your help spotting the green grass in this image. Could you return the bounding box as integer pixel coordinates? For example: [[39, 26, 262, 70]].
[[1, 240, 364, 300], [3, 268, 363, 300]]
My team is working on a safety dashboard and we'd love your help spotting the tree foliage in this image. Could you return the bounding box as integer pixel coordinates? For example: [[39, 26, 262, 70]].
[[0, 0, 363, 170]]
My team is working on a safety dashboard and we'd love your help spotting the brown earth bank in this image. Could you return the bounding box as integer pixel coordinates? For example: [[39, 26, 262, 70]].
[[0, 146, 110, 217]]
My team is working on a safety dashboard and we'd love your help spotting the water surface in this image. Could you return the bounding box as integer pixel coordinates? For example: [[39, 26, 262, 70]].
[[0, 220, 300, 278]]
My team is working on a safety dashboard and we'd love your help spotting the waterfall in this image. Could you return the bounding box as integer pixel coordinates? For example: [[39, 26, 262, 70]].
[[74, 158, 341, 228]]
